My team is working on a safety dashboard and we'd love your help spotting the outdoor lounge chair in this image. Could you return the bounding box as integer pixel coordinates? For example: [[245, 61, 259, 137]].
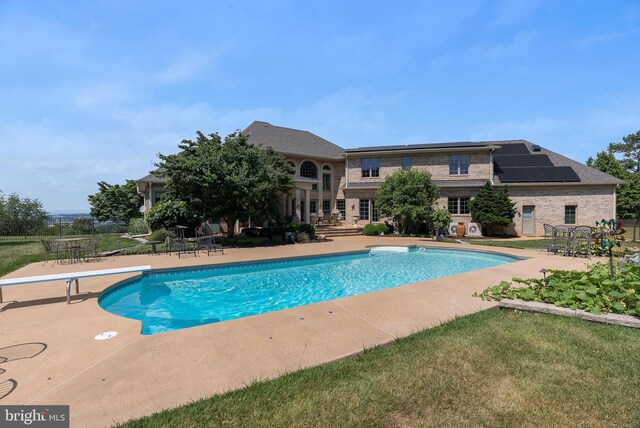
[[195, 226, 224, 256], [167, 226, 198, 258]]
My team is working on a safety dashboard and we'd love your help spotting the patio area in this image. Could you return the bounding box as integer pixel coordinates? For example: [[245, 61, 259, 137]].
[[0, 236, 592, 427]]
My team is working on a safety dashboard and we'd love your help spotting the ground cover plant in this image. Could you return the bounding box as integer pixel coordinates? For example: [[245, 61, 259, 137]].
[[476, 263, 640, 316], [0, 235, 139, 276], [116, 310, 640, 427]]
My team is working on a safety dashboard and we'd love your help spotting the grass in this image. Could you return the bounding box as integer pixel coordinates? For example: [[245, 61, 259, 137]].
[[0, 234, 138, 277], [464, 238, 552, 249], [117, 310, 640, 428]]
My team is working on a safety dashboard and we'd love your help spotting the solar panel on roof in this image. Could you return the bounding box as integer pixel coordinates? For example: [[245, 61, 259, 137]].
[[494, 143, 530, 155], [497, 166, 580, 183], [494, 154, 554, 168]]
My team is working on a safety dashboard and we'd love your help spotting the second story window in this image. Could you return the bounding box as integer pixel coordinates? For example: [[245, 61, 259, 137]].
[[449, 154, 470, 175], [361, 158, 380, 178], [402, 156, 412, 170], [300, 161, 318, 179]]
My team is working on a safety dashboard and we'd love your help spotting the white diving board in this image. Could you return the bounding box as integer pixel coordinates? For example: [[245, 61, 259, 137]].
[[0, 265, 152, 304]]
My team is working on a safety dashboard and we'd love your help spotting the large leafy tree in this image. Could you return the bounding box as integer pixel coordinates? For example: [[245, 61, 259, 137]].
[[587, 150, 640, 222], [156, 130, 294, 237], [88, 180, 143, 225], [468, 182, 517, 235], [609, 130, 640, 174], [0, 190, 49, 235], [375, 169, 439, 234]]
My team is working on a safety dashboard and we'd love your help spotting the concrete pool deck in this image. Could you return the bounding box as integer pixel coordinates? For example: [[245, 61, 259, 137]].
[[0, 236, 592, 427]]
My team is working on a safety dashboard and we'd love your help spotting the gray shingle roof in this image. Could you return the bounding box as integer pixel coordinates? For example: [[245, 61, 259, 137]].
[[243, 121, 344, 159], [345, 140, 501, 153]]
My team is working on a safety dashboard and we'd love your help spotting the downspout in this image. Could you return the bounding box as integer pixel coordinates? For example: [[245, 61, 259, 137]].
[[489, 149, 494, 185]]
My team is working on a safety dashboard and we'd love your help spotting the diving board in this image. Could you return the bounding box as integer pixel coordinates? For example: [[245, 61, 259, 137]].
[[0, 265, 152, 304]]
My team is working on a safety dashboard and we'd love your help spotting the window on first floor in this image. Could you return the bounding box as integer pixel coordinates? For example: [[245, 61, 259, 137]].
[[323, 200, 331, 214], [337, 199, 346, 220], [291, 198, 296, 216], [310, 201, 317, 215], [565, 205, 577, 224], [312, 183, 318, 191], [447, 197, 470, 214], [449, 154, 470, 175], [371, 200, 379, 222], [359, 199, 370, 220]]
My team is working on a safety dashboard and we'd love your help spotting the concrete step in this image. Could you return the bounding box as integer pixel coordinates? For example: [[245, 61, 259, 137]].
[[316, 227, 363, 237]]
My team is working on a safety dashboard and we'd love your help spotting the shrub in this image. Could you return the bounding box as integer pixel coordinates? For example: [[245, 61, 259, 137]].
[[375, 223, 388, 235], [431, 208, 452, 232], [297, 223, 315, 238], [297, 231, 310, 242], [128, 218, 149, 235], [475, 262, 640, 316], [146, 200, 200, 231], [363, 224, 379, 235], [240, 227, 259, 237]]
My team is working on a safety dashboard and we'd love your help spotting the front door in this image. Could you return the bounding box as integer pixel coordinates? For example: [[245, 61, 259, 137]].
[[522, 206, 535, 235]]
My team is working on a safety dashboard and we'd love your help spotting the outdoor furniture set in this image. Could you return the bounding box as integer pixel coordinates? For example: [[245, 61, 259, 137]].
[[166, 225, 224, 258], [543, 224, 593, 258], [42, 236, 101, 265]]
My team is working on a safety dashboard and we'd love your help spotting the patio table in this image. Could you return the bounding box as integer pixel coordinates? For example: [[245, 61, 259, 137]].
[[54, 237, 90, 263]]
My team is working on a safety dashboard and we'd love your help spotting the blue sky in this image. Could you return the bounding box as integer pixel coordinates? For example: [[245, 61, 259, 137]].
[[1, 0, 639, 211]]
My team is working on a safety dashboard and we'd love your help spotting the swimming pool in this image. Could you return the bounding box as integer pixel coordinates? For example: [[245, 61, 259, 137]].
[[99, 247, 520, 335]]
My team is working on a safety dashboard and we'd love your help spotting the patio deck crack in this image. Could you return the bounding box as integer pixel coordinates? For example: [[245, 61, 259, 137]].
[[24, 336, 142, 405], [330, 301, 397, 340]]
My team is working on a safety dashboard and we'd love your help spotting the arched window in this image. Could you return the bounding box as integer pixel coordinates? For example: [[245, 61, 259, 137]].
[[300, 161, 318, 179]]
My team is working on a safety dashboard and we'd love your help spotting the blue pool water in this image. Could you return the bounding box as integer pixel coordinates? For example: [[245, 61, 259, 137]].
[[99, 247, 520, 335]]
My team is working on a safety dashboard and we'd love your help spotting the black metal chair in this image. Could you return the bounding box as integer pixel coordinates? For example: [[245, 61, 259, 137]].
[[195, 226, 224, 256], [41, 239, 68, 265]]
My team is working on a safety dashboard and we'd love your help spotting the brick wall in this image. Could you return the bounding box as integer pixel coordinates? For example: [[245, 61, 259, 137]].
[[346, 152, 491, 183]]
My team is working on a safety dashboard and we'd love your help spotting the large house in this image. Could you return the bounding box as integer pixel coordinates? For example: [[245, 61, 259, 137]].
[[137, 121, 622, 236]]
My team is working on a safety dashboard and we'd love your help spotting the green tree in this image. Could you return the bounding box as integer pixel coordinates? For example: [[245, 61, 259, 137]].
[[587, 142, 640, 241], [145, 200, 200, 231], [468, 182, 517, 235], [375, 169, 439, 234], [586, 150, 628, 178], [88, 180, 143, 225], [609, 130, 640, 174], [0, 190, 49, 236], [156, 131, 294, 237]]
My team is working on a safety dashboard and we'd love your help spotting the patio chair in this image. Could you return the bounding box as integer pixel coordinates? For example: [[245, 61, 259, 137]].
[[168, 226, 198, 258], [541, 224, 556, 254], [41, 239, 68, 265], [552, 225, 571, 256], [78, 236, 101, 262], [195, 226, 224, 256], [329, 212, 340, 226], [570, 226, 592, 259]]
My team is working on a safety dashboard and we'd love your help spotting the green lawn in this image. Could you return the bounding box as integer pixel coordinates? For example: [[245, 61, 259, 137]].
[[0, 235, 138, 277], [117, 310, 640, 428], [464, 238, 552, 250]]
